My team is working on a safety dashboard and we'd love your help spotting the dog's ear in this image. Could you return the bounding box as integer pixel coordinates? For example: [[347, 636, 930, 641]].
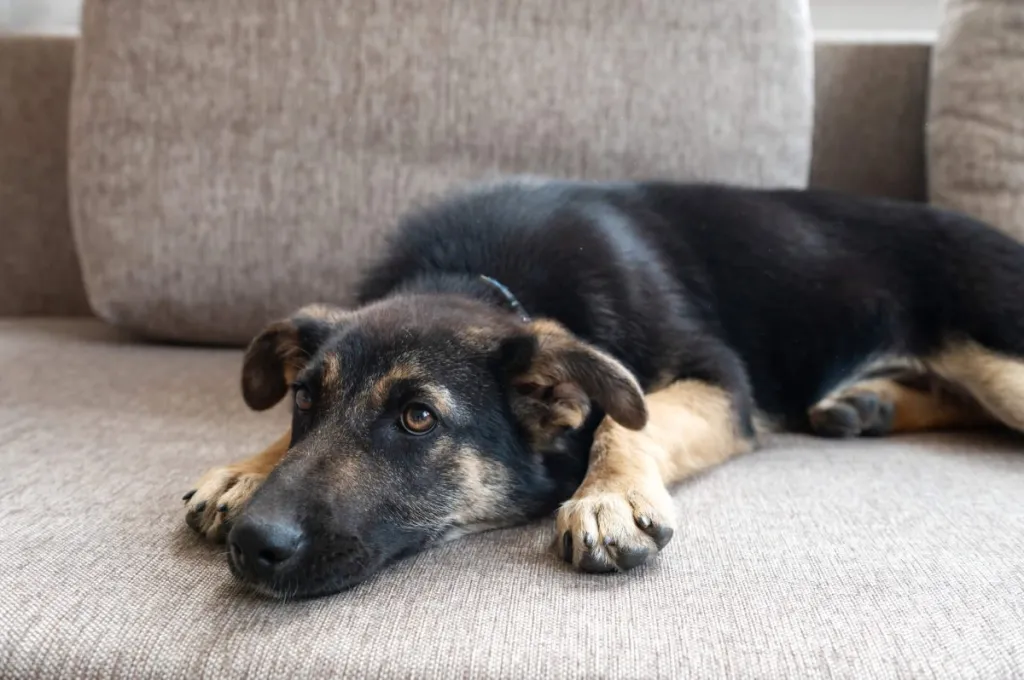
[[241, 304, 349, 411], [499, 320, 647, 443]]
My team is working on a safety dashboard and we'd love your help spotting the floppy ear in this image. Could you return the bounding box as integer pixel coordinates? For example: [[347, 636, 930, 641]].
[[241, 304, 349, 411], [500, 320, 648, 444]]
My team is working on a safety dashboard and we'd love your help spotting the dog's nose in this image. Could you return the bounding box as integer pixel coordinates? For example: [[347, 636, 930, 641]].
[[228, 516, 306, 577]]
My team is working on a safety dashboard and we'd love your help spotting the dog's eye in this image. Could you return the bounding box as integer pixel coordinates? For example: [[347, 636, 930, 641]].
[[400, 403, 437, 435], [294, 387, 313, 412]]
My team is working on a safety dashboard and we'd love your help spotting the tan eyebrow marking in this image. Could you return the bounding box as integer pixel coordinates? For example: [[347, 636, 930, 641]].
[[366, 362, 459, 420], [368, 363, 419, 410], [418, 384, 457, 421], [321, 353, 342, 390]]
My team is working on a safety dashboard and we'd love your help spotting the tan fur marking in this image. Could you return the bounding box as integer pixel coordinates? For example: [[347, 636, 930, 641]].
[[322, 353, 342, 390], [459, 325, 503, 352], [588, 380, 752, 487], [446, 448, 510, 531], [228, 429, 292, 476], [266, 323, 306, 386], [510, 318, 647, 447], [529, 318, 570, 337], [297, 303, 349, 324], [184, 429, 292, 541], [244, 321, 302, 386], [326, 446, 368, 487], [419, 384, 457, 420], [557, 380, 751, 571], [818, 377, 992, 433], [926, 341, 1024, 431], [368, 363, 419, 409], [511, 382, 591, 448], [365, 365, 457, 419], [278, 304, 348, 386]]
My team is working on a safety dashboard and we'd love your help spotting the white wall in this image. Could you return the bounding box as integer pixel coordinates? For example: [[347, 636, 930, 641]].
[[811, 0, 940, 33], [0, 0, 81, 33], [1, 0, 941, 34]]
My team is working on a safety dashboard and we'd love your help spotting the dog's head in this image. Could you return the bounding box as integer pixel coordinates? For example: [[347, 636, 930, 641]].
[[226, 295, 647, 597]]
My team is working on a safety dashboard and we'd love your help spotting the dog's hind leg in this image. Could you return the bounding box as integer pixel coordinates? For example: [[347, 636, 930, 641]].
[[808, 374, 993, 438], [183, 429, 291, 542], [556, 379, 755, 573], [926, 341, 1024, 433]]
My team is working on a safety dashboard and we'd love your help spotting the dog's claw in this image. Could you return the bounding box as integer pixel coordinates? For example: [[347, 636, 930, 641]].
[[194, 500, 207, 513], [182, 490, 196, 502], [643, 522, 674, 549], [578, 550, 615, 573], [561, 531, 573, 563], [184, 507, 203, 533], [217, 504, 228, 513]]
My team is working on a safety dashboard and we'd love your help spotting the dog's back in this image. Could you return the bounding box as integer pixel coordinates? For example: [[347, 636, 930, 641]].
[[357, 179, 1024, 429]]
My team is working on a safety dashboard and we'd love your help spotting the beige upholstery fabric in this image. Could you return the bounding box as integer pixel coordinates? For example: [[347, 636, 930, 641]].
[[928, 0, 1024, 239], [0, 34, 934, 324], [69, 0, 814, 345], [0, 37, 90, 317], [812, 42, 931, 201], [2, 319, 1023, 678]]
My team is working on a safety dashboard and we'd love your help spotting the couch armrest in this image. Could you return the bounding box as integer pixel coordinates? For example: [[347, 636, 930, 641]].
[[0, 35, 90, 317]]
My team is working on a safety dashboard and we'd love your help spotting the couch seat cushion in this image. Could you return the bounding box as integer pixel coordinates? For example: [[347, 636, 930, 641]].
[[1, 319, 1022, 678]]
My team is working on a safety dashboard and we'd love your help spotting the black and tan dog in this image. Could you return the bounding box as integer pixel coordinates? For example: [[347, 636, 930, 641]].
[[183, 178, 1024, 598]]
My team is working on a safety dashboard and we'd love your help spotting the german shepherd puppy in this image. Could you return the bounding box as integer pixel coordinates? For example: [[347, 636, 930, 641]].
[[183, 178, 1024, 598]]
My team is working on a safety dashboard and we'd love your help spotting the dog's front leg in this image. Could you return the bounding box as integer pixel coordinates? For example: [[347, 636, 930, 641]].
[[556, 380, 754, 572], [183, 429, 291, 542]]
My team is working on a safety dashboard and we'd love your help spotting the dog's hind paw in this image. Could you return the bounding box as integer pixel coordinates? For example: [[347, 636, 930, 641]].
[[809, 390, 895, 438], [182, 465, 267, 542], [555, 483, 676, 573]]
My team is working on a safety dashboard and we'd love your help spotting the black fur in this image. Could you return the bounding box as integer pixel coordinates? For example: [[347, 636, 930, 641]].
[[360, 179, 1024, 430]]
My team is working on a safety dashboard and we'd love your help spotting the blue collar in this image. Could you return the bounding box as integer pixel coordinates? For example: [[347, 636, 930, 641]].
[[479, 275, 530, 323]]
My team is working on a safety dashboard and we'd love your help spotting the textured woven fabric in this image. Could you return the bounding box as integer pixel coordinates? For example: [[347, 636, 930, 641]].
[[2, 319, 1023, 679], [811, 42, 931, 201], [69, 0, 814, 344], [928, 0, 1024, 240], [0, 37, 90, 317], [0, 32, 932, 321]]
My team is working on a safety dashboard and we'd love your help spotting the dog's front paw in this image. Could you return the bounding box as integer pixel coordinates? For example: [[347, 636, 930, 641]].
[[555, 482, 676, 573], [182, 465, 266, 542]]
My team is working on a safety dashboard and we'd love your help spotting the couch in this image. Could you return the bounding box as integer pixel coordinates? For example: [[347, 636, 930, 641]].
[[2, 3, 1023, 679]]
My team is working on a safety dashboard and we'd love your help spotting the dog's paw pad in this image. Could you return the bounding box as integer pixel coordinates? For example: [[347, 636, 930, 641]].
[[183, 466, 266, 542], [556, 486, 675, 573], [809, 390, 894, 438]]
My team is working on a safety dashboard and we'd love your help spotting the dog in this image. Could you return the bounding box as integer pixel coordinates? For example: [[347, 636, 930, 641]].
[[182, 178, 1024, 598]]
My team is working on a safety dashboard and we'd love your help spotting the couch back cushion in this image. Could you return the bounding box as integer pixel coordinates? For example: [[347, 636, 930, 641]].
[[70, 0, 813, 344], [928, 0, 1024, 240], [0, 37, 91, 317]]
